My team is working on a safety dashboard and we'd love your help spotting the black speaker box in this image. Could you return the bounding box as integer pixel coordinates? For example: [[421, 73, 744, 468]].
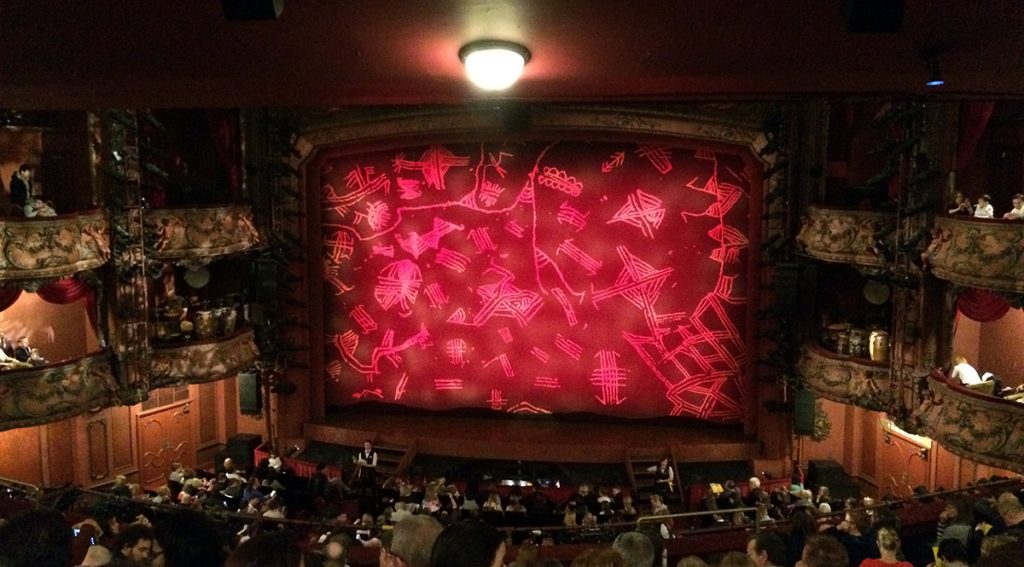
[[227, 433, 263, 470], [239, 370, 262, 415], [793, 389, 816, 436], [222, 0, 284, 21], [842, 0, 904, 33], [807, 459, 846, 487]]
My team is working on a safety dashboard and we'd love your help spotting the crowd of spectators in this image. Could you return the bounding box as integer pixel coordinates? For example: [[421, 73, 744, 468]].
[[0, 456, 1022, 567]]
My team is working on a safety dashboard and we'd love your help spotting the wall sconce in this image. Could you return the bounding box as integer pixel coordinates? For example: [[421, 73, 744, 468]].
[[459, 40, 531, 91], [916, 447, 930, 461]]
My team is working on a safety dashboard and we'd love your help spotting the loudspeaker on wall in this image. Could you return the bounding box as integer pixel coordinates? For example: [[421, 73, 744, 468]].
[[239, 370, 263, 415], [793, 389, 816, 436]]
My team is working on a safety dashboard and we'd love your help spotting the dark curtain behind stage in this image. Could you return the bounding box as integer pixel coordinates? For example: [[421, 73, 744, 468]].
[[320, 140, 756, 422]]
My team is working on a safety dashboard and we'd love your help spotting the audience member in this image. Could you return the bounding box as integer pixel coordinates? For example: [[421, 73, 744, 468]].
[[1002, 193, 1024, 220], [949, 355, 983, 386], [797, 535, 850, 567], [225, 530, 304, 567], [613, 531, 655, 567], [947, 191, 972, 216], [745, 532, 785, 567], [388, 515, 444, 567], [431, 520, 505, 567], [859, 527, 910, 567], [569, 548, 626, 567], [675, 557, 708, 567], [928, 538, 968, 567], [0, 508, 73, 567], [973, 194, 994, 218], [110, 523, 154, 566], [715, 551, 754, 567]]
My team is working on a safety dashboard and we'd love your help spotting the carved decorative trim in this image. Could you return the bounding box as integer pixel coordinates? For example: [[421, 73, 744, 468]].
[[796, 206, 895, 267], [144, 204, 260, 264], [298, 106, 774, 166], [151, 329, 259, 387], [925, 216, 1024, 294], [797, 343, 893, 412], [0, 211, 110, 281], [912, 373, 1024, 473], [0, 354, 119, 432]]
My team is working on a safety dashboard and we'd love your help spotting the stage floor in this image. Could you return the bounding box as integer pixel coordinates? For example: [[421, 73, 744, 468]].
[[304, 405, 759, 465]]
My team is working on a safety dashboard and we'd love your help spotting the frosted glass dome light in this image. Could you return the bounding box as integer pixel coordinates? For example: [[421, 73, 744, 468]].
[[459, 40, 531, 91]]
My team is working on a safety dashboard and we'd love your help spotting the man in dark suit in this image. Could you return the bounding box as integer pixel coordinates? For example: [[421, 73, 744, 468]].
[[0, 328, 14, 357], [9, 164, 31, 210]]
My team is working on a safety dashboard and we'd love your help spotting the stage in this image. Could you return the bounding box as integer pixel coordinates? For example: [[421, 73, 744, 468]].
[[304, 405, 759, 466]]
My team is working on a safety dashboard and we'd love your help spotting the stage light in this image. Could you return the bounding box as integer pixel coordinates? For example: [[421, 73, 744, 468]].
[[925, 57, 944, 87], [459, 40, 531, 91]]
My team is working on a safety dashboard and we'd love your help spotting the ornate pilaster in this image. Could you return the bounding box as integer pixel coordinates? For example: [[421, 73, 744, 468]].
[[97, 110, 150, 400]]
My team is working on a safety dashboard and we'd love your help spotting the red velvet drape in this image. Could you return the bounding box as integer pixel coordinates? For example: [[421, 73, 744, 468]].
[[207, 110, 242, 201], [956, 102, 995, 172], [0, 288, 22, 313], [36, 278, 98, 329], [957, 288, 1010, 322]]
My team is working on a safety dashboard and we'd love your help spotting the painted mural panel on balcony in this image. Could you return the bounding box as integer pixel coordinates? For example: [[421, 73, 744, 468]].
[[912, 374, 1024, 473], [0, 211, 110, 281], [144, 205, 260, 264], [151, 329, 258, 387], [796, 206, 894, 267], [797, 344, 893, 412], [925, 216, 1024, 294], [0, 354, 118, 431]]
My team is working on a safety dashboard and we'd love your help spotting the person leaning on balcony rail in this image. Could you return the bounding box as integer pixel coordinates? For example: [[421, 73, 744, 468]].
[[947, 191, 973, 216], [1002, 193, 1024, 220], [973, 194, 994, 218], [948, 355, 983, 386]]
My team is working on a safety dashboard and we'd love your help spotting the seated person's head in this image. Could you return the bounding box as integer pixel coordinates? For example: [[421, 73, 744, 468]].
[[116, 523, 154, 564], [431, 520, 505, 567], [226, 530, 304, 567], [0, 509, 71, 567], [799, 535, 848, 567]]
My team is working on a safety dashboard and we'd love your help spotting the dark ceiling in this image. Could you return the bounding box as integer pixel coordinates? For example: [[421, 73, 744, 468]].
[[1, 1, 1022, 109]]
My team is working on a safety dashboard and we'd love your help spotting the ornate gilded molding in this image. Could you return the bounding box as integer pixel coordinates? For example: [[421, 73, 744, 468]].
[[0, 354, 118, 431], [297, 106, 775, 166], [797, 343, 893, 412], [0, 211, 110, 281], [796, 206, 895, 267], [144, 204, 260, 265], [151, 329, 259, 387], [925, 216, 1024, 294], [912, 373, 1024, 473]]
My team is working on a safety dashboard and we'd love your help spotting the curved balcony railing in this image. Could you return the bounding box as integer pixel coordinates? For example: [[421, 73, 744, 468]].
[[150, 328, 259, 388], [796, 206, 896, 267], [0, 210, 110, 281], [912, 371, 1024, 473], [924, 215, 1024, 294], [144, 204, 260, 265], [0, 353, 118, 431], [797, 343, 893, 412]]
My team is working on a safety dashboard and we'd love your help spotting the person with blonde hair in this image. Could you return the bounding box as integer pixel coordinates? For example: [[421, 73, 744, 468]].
[[948, 355, 982, 386], [858, 527, 911, 566]]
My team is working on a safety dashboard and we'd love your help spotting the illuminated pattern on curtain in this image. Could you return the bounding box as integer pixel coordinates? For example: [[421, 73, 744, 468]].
[[321, 141, 754, 421]]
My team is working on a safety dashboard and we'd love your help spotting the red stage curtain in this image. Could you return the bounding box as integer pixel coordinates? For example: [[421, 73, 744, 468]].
[[36, 278, 98, 329], [956, 102, 995, 172], [957, 288, 1010, 322], [207, 110, 242, 201], [0, 288, 22, 313]]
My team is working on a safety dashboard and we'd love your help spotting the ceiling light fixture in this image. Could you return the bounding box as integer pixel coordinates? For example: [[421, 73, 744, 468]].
[[459, 40, 531, 91], [925, 57, 945, 87]]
